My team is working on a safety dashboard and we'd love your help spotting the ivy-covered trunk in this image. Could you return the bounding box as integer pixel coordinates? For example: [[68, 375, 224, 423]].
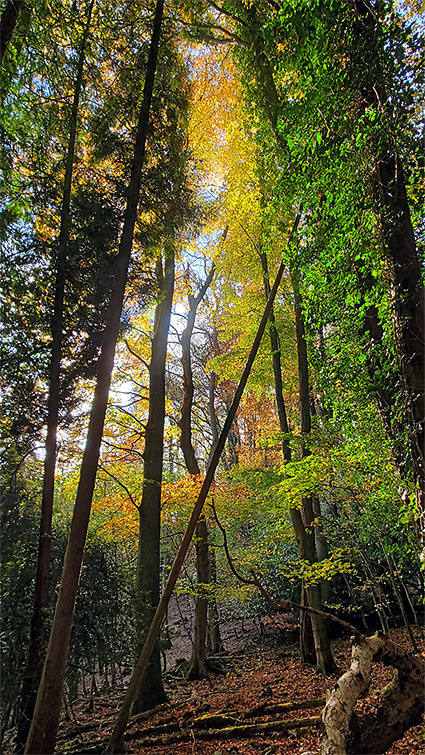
[[351, 0, 425, 509]]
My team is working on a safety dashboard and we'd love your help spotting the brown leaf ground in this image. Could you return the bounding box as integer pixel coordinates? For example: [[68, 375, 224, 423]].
[[4, 626, 422, 754], [45, 626, 424, 755]]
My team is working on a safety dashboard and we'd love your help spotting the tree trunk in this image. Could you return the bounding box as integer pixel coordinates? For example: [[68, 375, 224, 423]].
[[187, 513, 210, 679], [1, 0, 25, 64], [133, 241, 174, 714], [207, 531, 224, 654], [23, 5, 164, 752], [320, 632, 425, 755], [259, 249, 291, 462], [104, 211, 302, 755], [290, 267, 336, 675], [178, 266, 215, 679], [352, 0, 425, 509], [16, 5, 94, 750]]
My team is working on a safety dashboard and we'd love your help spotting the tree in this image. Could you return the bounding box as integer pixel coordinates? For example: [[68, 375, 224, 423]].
[[15, 4, 96, 748], [178, 264, 215, 679], [24, 3, 164, 751], [133, 233, 174, 714]]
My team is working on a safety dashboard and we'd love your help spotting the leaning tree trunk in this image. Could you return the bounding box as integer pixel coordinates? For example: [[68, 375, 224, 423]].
[[16, 5, 94, 750], [178, 266, 215, 679], [23, 4, 164, 752], [133, 242, 174, 714], [320, 632, 425, 755], [104, 211, 302, 755]]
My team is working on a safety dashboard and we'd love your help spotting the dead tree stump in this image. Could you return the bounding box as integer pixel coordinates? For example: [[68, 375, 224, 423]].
[[320, 632, 424, 755]]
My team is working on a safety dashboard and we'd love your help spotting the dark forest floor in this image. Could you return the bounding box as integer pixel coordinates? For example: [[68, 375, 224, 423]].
[[4, 624, 424, 754], [57, 624, 425, 755]]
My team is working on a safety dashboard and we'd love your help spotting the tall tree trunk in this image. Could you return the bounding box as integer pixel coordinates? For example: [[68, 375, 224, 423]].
[[259, 249, 291, 462], [133, 240, 174, 714], [353, 0, 425, 507], [23, 4, 164, 752], [290, 266, 336, 675], [207, 532, 224, 654], [16, 5, 94, 749], [258, 242, 334, 673], [178, 266, 215, 679], [105, 211, 301, 755]]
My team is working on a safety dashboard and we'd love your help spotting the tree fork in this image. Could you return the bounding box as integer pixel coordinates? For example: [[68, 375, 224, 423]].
[[23, 3, 164, 752], [178, 264, 215, 679]]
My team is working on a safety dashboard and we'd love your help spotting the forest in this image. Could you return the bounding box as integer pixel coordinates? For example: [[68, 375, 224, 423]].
[[1, 1, 424, 754]]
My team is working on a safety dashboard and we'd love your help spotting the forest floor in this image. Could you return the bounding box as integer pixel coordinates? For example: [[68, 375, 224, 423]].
[[4, 620, 424, 755], [54, 620, 425, 755]]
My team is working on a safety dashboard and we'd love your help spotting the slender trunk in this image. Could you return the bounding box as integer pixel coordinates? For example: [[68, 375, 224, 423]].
[[16, 6, 94, 749], [178, 266, 215, 679], [134, 241, 174, 714], [313, 496, 331, 606], [207, 534, 224, 654], [290, 266, 336, 674], [259, 250, 291, 462], [23, 5, 164, 752], [105, 212, 302, 755]]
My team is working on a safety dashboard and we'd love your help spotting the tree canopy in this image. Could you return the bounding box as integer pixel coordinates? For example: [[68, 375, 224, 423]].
[[1, 1, 424, 754]]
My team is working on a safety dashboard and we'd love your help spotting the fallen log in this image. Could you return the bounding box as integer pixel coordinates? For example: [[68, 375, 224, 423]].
[[133, 695, 326, 738], [127, 714, 319, 745], [320, 632, 425, 755], [243, 696, 325, 719]]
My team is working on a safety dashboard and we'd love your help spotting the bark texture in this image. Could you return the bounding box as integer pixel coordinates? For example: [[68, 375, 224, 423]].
[[320, 632, 425, 755]]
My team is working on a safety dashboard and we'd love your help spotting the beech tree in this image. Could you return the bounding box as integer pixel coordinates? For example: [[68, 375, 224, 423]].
[[1, 2, 423, 753], [178, 264, 215, 679], [133, 236, 174, 714]]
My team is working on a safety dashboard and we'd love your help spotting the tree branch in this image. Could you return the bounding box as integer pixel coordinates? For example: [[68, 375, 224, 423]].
[[210, 499, 364, 639]]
